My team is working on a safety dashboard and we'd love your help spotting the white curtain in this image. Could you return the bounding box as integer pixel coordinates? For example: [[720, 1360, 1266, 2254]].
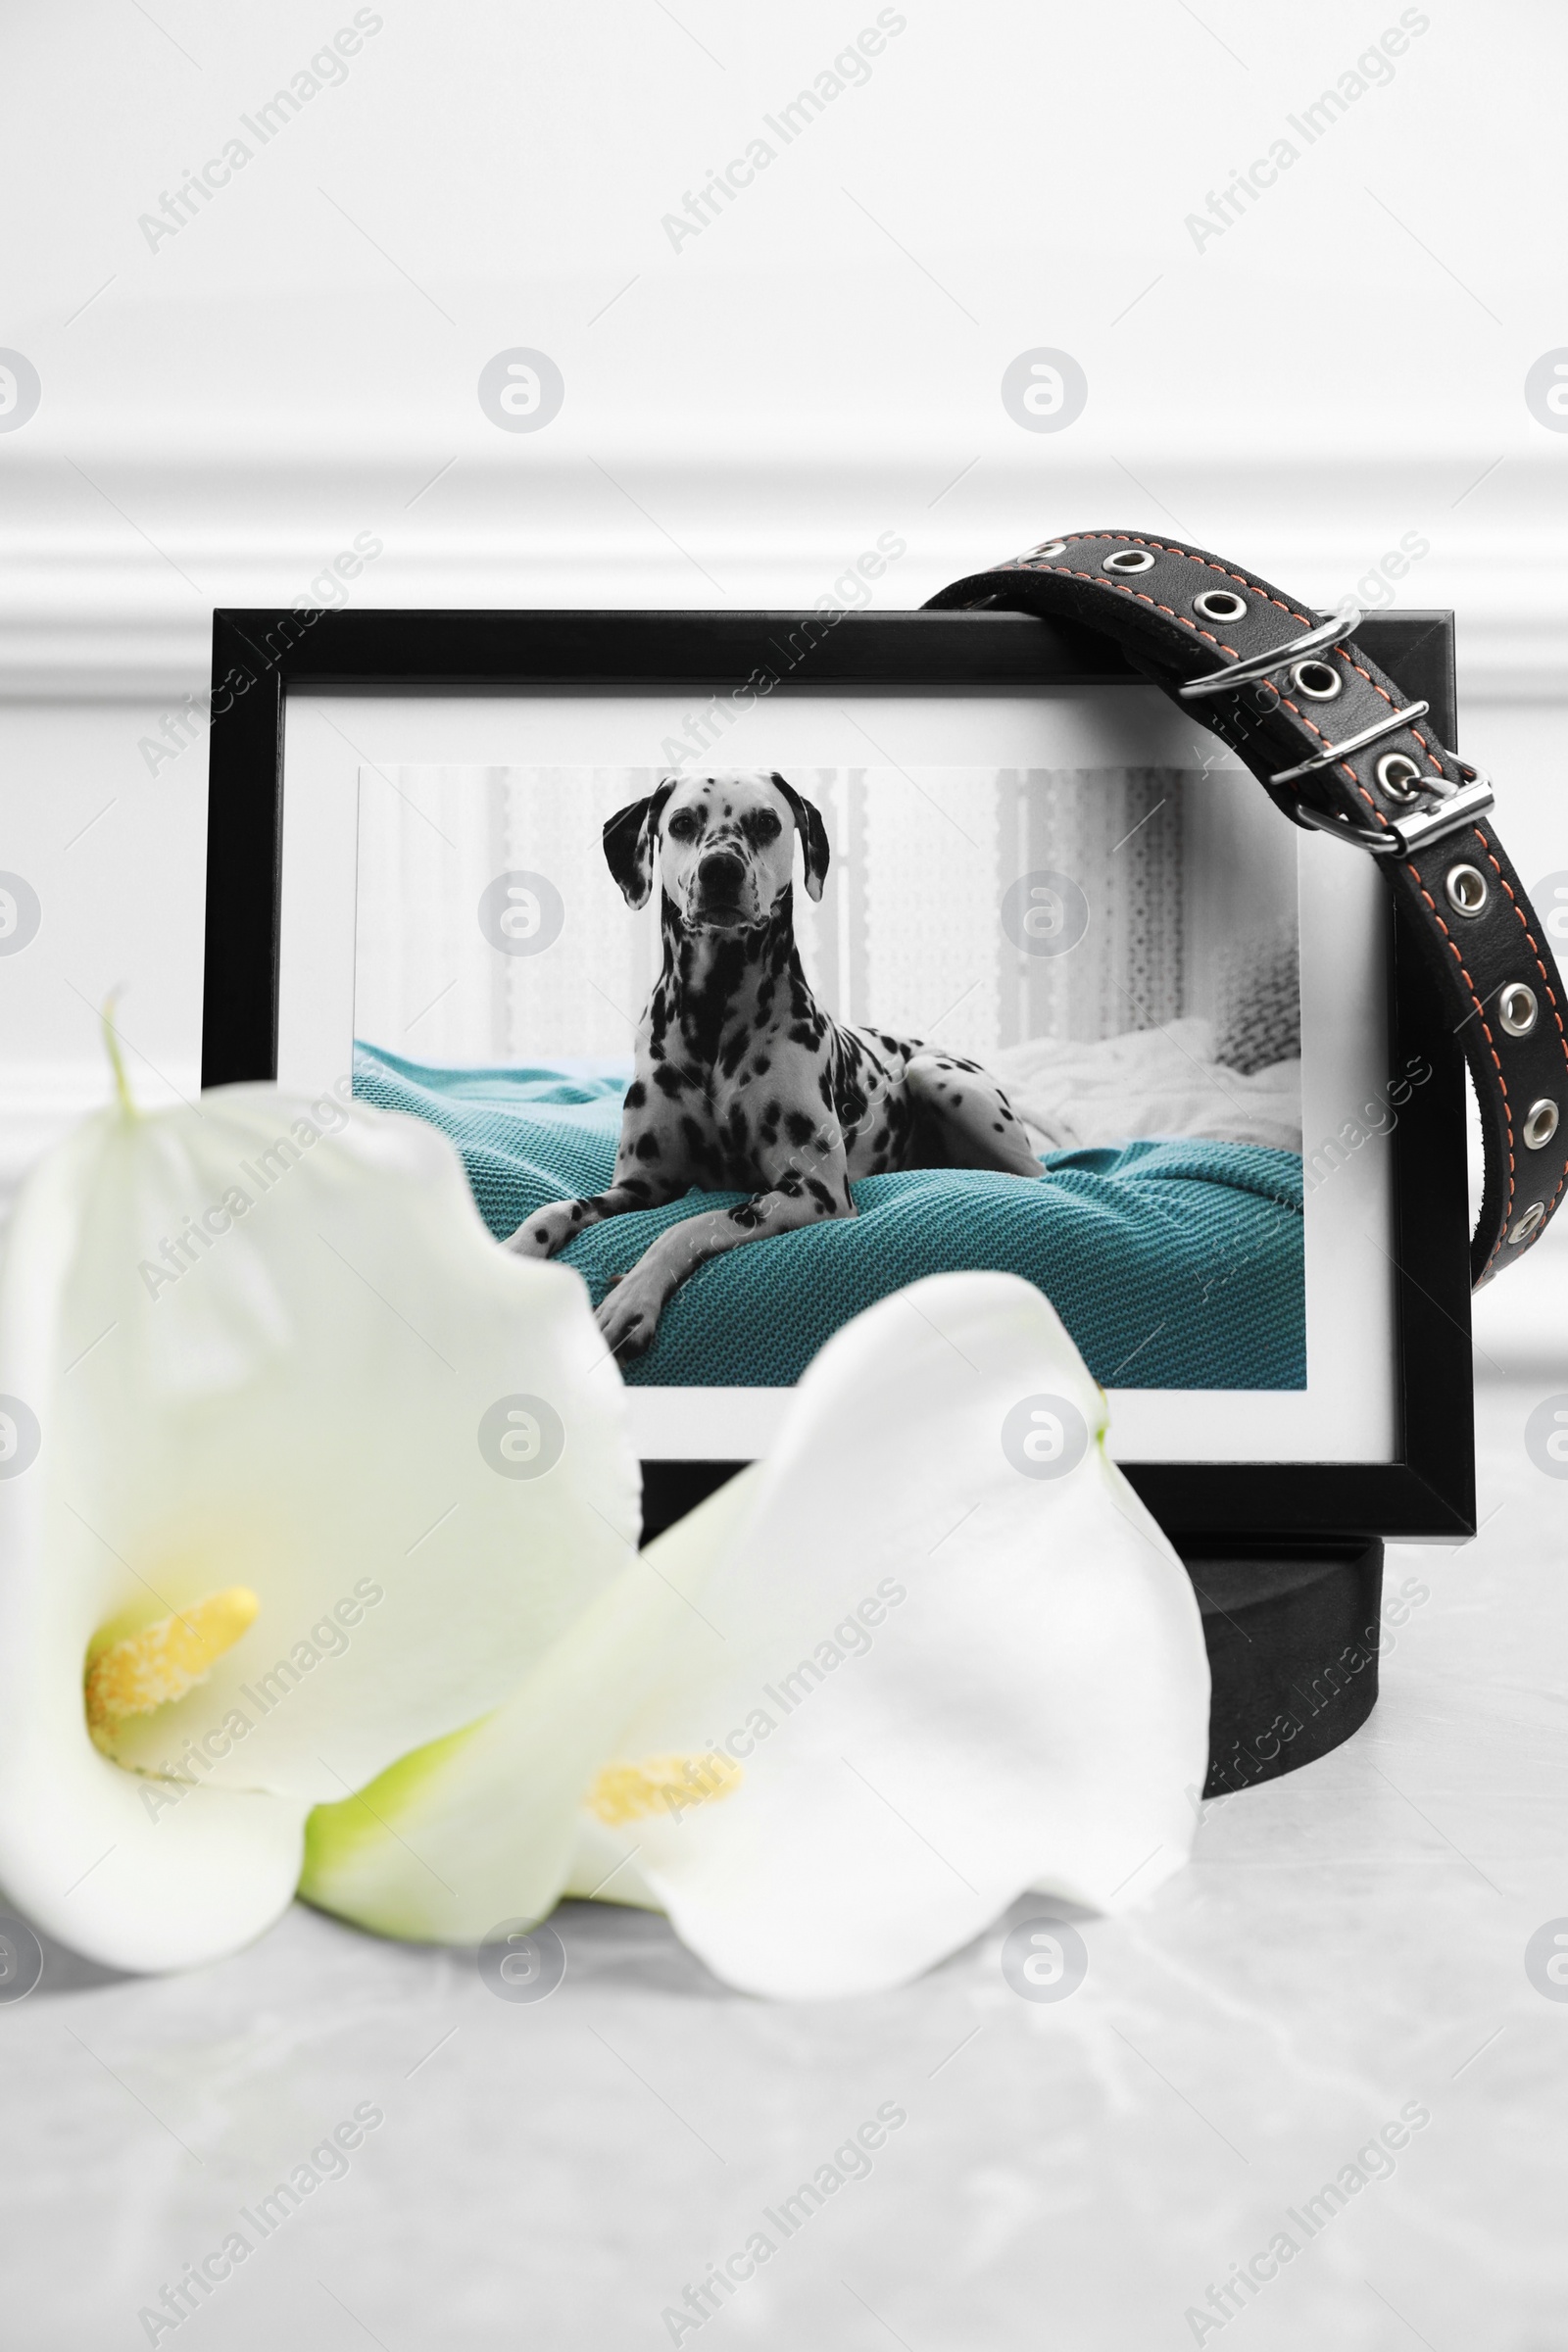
[[353, 765, 1295, 1069]]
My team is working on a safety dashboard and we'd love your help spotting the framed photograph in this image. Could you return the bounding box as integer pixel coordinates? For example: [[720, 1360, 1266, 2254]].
[[201, 606, 1474, 1546]]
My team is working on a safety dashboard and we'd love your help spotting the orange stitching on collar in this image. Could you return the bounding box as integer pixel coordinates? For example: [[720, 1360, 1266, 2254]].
[[1407, 866, 1516, 1271]]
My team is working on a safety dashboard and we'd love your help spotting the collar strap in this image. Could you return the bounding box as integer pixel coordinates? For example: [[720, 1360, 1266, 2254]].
[[925, 529, 1568, 1289]]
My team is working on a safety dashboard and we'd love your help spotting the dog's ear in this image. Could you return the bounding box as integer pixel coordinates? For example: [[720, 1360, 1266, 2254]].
[[603, 781, 674, 907], [772, 775, 830, 903]]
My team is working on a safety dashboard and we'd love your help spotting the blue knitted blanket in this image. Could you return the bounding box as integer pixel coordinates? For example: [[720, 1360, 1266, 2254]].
[[354, 1044, 1304, 1391]]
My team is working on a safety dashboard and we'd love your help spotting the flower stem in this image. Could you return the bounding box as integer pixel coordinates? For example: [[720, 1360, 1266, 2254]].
[[101, 996, 137, 1118]]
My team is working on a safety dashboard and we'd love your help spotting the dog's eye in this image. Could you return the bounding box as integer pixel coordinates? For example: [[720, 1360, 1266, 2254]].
[[744, 810, 782, 844], [666, 811, 700, 842]]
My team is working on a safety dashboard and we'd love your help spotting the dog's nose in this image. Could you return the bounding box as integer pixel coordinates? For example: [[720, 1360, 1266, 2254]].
[[697, 849, 747, 900]]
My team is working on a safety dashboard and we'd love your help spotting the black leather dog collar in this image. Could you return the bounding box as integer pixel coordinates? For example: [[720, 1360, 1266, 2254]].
[[926, 530, 1568, 1289]]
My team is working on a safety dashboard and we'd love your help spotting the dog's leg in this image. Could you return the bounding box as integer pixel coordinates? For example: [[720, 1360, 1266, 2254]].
[[503, 1177, 686, 1261], [596, 1177, 852, 1360], [505, 1068, 697, 1260], [904, 1050, 1043, 1179]]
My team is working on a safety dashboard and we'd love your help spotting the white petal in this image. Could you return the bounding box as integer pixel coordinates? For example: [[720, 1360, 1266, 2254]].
[[576, 1273, 1210, 1995], [0, 1738, 306, 1974], [300, 1468, 759, 1940], [0, 1088, 637, 1969], [304, 1275, 1208, 1998]]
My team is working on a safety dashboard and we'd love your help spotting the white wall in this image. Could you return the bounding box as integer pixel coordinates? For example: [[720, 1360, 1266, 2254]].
[[2, 0, 1565, 1358]]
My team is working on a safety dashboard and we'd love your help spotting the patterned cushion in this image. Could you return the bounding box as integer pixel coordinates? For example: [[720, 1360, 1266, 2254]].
[[1212, 927, 1300, 1076]]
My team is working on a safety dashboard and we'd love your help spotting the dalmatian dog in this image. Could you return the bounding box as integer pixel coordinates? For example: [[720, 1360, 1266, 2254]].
[[505, 770, 1043, 1358]]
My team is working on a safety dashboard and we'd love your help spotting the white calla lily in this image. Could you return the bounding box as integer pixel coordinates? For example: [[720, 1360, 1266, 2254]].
[[302, 1273, 1210, 1998], [0, 1074, 637, 1973]]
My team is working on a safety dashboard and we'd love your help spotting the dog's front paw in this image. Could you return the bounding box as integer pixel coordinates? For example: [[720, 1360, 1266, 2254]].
[[595, 1272, 663, 1361], [504, 1200, 584, 1259]]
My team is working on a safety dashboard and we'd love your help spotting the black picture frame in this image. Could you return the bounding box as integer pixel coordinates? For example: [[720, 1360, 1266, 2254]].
[[201, 605, 1475, 1559]]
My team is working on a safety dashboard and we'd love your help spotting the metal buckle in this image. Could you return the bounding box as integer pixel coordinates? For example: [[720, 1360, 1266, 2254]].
[[1269, 700, 1432, 788], [1178, 604, 1363, 701], [1295, 770, 1494, 858]]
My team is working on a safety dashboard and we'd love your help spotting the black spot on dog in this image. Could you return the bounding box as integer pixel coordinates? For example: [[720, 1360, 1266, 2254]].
[[785, 1109, 815, 1148], [624, 1079, 647, 1110], [654, 1062, 686, 1098], [636, 1132, 662, 1160]]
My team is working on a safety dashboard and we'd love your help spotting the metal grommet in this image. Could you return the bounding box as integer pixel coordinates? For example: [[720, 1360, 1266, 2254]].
[[1290, 659, 1344, 701], [1524, 1099, 1560, 1151], [1445, 862, 1488, 917], [1498, 982, 1539, 1037], [1375, 751, 1426, 805], [1508, 1201, 1545, 1247], [1194, 588, 1248, 623], [1031, 539, 1068, 560], [1102, 547, 1156, 575]]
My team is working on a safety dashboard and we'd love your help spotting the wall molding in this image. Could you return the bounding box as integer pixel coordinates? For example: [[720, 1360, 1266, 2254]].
[[2, 446, 1565, 700]]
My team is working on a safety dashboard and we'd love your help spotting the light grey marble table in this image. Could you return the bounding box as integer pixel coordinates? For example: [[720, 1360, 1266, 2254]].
[[4, 1370, 1565, 2352]]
